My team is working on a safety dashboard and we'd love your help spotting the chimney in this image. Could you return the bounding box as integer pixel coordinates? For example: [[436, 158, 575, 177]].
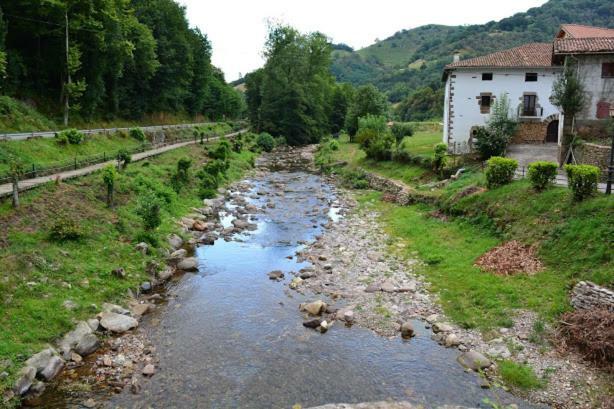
[[453, 54, 460, 63]]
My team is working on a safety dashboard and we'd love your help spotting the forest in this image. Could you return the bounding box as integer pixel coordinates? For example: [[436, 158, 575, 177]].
[[0, 1, 244, 125]]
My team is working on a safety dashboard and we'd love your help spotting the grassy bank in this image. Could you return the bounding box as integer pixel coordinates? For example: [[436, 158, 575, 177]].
[[335, 135, 613, 331], [0, 123, 234, 175], [0, 138, 257, 398]]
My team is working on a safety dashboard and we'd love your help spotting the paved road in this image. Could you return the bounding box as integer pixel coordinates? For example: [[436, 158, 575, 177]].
[[0, 122, 216, 141], [0, 130, 245, 198]]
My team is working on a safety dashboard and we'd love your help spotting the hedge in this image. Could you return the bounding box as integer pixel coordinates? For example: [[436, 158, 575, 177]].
[[485, 156, 518, 189], [528, 161, 558, 191], [564, 164, 600, 201]]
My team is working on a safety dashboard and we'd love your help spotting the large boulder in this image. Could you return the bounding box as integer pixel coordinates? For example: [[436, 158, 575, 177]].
[[25, 349, 64, 381], [167, 234, 183, 250], [58, 321, 94, 358], [75, 334, 100, 357], [14, 366, 36, 396], [99, 312, 138, 333], [400, 322, 415, 339], [177, 257, 199, 272], [300, 300, 327, 316], [457, 351, 491, 371]]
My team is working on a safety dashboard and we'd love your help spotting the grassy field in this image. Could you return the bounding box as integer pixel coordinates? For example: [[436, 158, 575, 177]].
[[335, 135, 613, 331], [0, 137, 257, 399], [0, 123, 233, 175]]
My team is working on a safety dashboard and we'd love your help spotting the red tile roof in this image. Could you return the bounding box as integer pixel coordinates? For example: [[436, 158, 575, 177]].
[[445, 43, 553, 69], [554, 37, 614, 54], [557, 24, 614, 39]]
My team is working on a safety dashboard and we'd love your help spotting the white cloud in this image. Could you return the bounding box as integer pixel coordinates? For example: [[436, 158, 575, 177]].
[[178, 0, 547, 81]]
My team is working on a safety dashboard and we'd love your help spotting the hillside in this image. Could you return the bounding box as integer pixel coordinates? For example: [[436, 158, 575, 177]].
[[332, 0, 614, 110]]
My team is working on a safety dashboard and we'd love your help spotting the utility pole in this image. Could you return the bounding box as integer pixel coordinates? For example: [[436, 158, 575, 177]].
[[64, 10, 70, 126]]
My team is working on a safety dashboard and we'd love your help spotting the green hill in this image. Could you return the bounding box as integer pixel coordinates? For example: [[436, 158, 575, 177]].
[[332, 0, 614, 110]]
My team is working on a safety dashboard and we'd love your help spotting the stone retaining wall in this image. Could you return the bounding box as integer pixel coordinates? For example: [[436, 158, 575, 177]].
[[363, 171, 437, 206], [571, 281, 614, 312], [577, 143, 611, 173], [511, 121, 548, 144]]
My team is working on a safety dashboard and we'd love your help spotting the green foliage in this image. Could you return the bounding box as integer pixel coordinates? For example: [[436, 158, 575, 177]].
[[391, 122, 414, 145], [136, 191, 163, 230], [339, 168, 369, 189], [485, 157, 518, 189], [176, 157, 192, 181], [232, 135, 243, 153], [246, 24, 335, 145], [474, 95, 517, 160], [498, 360, 543, 390], [101, 164, 117, 188], [528, 161, 558, 191], [564, 164, 599, 201], [209, 139, 231, 161], [117, 149, 132, 169], [57, 129, 85, 145], [256, 132, 275, 152], [395, 87, 443, 121], [330, 83, 355, 134], [433, 143, 448, 175], [345, 84, 388, 137], [129, 128, 146, 142], [329, 139, 340, 151], [550, 63, 586, 117], [474, 127, 506, 160], [49, 214, 83, 241], [357, 115, 394, 160], [0, 96, 56, 132]]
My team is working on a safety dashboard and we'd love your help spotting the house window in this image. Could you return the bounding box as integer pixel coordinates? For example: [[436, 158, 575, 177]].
[[525, 73, 538, 82], [523, 94, 537, 116], [602, 63, 614, 78], [482, 73, 493, 81], [480, 95, 492, 113]]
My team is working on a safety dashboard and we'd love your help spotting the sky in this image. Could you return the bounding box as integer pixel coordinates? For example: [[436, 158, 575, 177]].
[[178, 0, 548, 82]]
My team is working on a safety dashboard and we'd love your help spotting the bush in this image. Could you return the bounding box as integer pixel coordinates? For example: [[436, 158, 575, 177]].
[[177, 157, 192, 181], [199, 172, 219, 190], [473, 126, 509, 160], [256, 132, 275, 152], [198, 188, 217, 200], [210, 139, 231, 161], [50, 215, 82, 241], [357, 115, 395, 161], [129, 127, 146, 141], [485, 156, 518, 188], [117, 149, 132, 169], [528, 161, 558, 191], [391, 122, 414, 145], [329, 139, 340, 151], [136, 192, 163, 230], [232, 135, 243, 153], [558, 308, 613, 370], [564, 164, 599, 201], [57, 128, 85, 145], [339, 169, 369, 189], [433, 143, 448, 175], [498, 360, 543, 390]]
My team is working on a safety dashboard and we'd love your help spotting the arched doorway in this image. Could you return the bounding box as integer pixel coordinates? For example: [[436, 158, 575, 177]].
[[546, 120, 559, 143]]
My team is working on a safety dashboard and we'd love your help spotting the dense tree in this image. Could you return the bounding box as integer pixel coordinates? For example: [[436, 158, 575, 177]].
[[329, 83, 354, 134], [0, 0, 241, 123], [395, 86, 443, 121], [244, 68, 264, 132], [248, 24, 336, 145], [345, 84, 388, 138]]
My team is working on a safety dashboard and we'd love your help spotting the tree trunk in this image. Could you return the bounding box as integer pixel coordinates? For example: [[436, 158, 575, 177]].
[[107, 184, 113, 207], [558, 113, 574, 165], [12, 178, 19, 208]]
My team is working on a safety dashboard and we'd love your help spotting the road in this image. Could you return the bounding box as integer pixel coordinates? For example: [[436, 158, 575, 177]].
[[0, 122, 216, 141], [0, 130, 245, 198]]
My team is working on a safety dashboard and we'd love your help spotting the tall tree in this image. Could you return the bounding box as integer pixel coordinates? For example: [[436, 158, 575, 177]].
[[345, 84, 388, 138]]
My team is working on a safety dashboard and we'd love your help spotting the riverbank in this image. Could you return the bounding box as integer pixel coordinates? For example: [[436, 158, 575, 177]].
[[0, 135, 257, 407]]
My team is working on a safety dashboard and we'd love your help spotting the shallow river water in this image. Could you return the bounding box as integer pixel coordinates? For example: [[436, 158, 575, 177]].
[[38, 160, 537, 408]]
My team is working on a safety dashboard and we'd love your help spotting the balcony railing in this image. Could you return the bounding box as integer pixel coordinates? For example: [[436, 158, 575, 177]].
[[517, 106, 543, 118]]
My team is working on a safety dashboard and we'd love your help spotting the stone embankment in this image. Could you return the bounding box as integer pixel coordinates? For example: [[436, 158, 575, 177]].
[[571, 281, 614, 312]]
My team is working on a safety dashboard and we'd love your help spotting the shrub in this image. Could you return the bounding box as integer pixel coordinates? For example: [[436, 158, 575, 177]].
[[256, 132, 275, 152], [50, 215, 82, 241], [132, 175, 176, 205], [117, 149, 132, 169], [136, 192, 163, 230], [274, 136, 286, 147], [129, 127, 146, 141], [232, 135, 243, 153], [357, 115, 394, 161], [135, 231, 159, 247], [485, 156, 518, 188], [329, 139, 340, 151], [177, 157, 192, 181], [340, 169, 369, 189], [199, 172, 219, 190], [498, 360, 543, 390], [473, 127, 509, 160], [101, 164, 117, 206], [391, 122, 414, 145], [528, 161, 558, 191], [210, 139, 231, 161], [392, 139, 413, 163], [433, 143, 448, 175], [558, 308, 614, 370], [198, 188, 217, 200], [564, 164, 599, 201], [57, 128, 85, 145]]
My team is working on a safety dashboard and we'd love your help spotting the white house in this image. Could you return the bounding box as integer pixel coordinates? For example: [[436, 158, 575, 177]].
[[442, 43, 563, 153]]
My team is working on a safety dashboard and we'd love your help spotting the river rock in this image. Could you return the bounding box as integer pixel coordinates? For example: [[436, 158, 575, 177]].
[[58, 321, 94, 358], [177, 257, 199, 272], [111, 267, 126, 279], [343, 310, 355, 324], [444, 333, 461, 347], [267, 270, 284, 280], [319, 320, 330, 333], [289, 277, 303, 289], [25, 349, 65, 381], [75, 334, 100, 357], [400, 322, 415, 338], [303, 318, 322, 328], [131, 303, 152, 318], [299, 269, 316, 279], [14, 366, 36, 396], [140, 282, 152, 293], [300, 300, 327, 316], [364, 283, 380, 293], [100, 312, 138, 333], [157, 267, 174, 282], [426, 314, 439, 324], [102, 303, 130, 315], [457, 351, 491, 371], [168, 249, 187, 260], [432, 322, 454, 333], [168, 234, 183, 250], [135, 242, 149, 255], [142, 364, 155, 376]]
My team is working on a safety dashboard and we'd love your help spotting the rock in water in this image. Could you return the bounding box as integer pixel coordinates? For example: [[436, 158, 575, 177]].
[[142, 364, 156, 376], [400, 322, 415, 338], [13, 366, 36, 396], [343, 310, 355, 324], [303, 318, 322, 328], [444, 333, 461, 347], [289, 277, 303, 289], [267, 270, 284, 280], [167, 234, 183, 250], [457, 350, 491, 371], [177, 257, 198, 272], [300, 300, 327, 316], [99, 312, 138, 333], [75, 334, 100, 356], [432, 322, 453, 333]]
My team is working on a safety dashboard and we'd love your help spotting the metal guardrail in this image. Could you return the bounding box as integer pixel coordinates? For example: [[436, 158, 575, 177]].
[[0, 120, 246, 141], [0, 129, 247, 186]]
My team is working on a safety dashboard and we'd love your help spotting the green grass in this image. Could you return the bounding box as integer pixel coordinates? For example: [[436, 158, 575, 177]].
[[0, 96, 56, 132], [0, 123, 233, 175], [0, 139, 257, 400], [497, 360, 544, 390]]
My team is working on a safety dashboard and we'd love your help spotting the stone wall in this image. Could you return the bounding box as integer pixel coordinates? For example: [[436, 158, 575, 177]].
[[577, 143, 611, 174], [364, 171, 437, 206], [571, 281, 614, 312], [511, 121, 548, 144]]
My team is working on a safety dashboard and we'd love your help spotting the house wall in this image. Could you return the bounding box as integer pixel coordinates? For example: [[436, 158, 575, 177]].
[[575, 55, 614, 120], [445, 68, 562, 151]]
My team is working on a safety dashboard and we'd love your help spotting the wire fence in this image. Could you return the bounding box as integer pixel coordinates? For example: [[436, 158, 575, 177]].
[[0, 129, 245, 185]]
